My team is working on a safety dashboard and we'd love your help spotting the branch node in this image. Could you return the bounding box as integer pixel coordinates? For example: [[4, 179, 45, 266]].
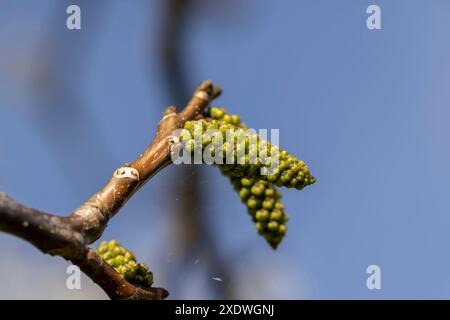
[[114, 167, 140, 182]]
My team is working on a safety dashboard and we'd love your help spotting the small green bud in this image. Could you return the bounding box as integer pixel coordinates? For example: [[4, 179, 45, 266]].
[[270, 209, 283, 221], [278, 224, 288, 235], [241, 177, 253, 187], [112, 247, 122, 258], [231, 115, 241, 126], [223, 114, 232, 124], [255, 209, 270, 221], [239, 188, 251, 200], [290, 178, 298, 188], [262, 199, 274, 210], [251, 185, 265, 196], [102, 252, 112, 260], [184, 121, 195, 131], [265, 188, 275, 197], [280, 173, 292, 184], [247, 197, 261, 210], [107, 240, 118, 251], [210, 107, 225, 119], [114, 255, 125, 266], [291, 163, 302, 174], [267, 221, 279, 231]]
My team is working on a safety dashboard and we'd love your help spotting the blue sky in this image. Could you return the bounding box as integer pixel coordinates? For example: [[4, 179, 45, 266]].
[[1, 0, 450, 299]]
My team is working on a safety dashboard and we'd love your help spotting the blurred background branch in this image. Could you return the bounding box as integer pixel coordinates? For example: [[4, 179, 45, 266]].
[[157, 0, 236, 299]]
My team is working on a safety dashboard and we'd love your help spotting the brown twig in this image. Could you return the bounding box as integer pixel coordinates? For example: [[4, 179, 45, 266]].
[[0, 80, 221, 300]]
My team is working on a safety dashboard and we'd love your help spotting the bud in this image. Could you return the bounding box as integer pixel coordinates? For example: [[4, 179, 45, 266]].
[[270, 209, 283, 221], [267, 221, 279, 231], [255, 209, 270, 221], [96, 240, 154, 288]]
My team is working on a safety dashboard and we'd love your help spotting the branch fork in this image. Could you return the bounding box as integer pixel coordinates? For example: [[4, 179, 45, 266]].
[[0, 80, 221, 300]]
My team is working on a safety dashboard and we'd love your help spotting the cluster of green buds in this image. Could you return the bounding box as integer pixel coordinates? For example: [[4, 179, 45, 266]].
[[96, 240, 153, 288], [177, 107, 315, 190], [229, 176, 289, 249], [172, 106, 316, 249], [208, 107, 316, 190]]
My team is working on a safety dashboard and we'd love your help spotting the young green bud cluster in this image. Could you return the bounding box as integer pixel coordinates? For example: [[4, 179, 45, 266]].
[[174, 106, 316, 249], [97, 240, 153, 288], [209, 107, 316, 189], [178, 107, 316, 190], [229, 175, 289, 249]]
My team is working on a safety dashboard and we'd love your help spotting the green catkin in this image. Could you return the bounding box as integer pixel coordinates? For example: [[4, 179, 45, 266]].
[[96, 240, 154, 288], [180, 107, 316, 190], [229, 175, 289, 249], [176, 106, 316, 249]]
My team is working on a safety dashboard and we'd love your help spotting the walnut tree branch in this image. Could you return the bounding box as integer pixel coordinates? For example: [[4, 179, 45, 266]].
[[0, 80, 221, 300]]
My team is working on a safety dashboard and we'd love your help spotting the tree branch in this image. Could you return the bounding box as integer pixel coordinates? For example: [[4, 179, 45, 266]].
[[0, 80, 221, 300]]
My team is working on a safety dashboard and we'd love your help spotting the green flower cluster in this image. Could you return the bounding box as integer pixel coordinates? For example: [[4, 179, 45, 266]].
[[176, 106, 316, 249], [230, 176, 289, 249], [97, 240, 153, 288], [210, 107, 315, 189], [180, 107, 316, 190]]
